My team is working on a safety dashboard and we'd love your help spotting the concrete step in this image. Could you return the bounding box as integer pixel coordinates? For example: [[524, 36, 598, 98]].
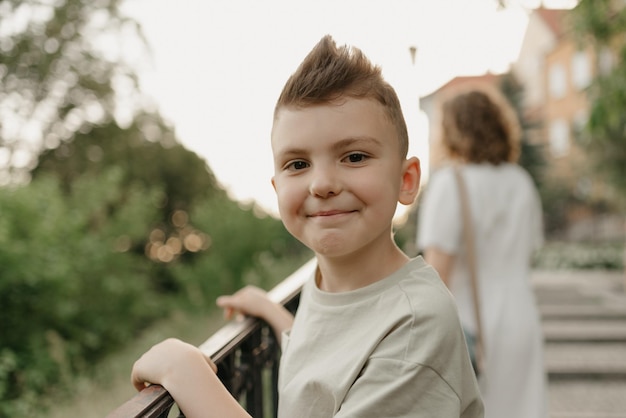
[[545, 342, 626, 378], [535, 285, 626, 304], [549, 380, 626, 418], [535, 288, 600, 306], [540, 304, 626, 320], [531, 270, 625, 292], [531, 270, 626, 418], [542, 319, 626, 342]]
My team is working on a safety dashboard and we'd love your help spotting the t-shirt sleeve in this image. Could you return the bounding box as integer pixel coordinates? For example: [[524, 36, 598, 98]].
[[416, 168, 462, 255], [334, 358, 482, 418]]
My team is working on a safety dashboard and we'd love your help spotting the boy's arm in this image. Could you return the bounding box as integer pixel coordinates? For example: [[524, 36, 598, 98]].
[[129, 285, 295, 417], [217, 285, 294, 343], [131, 338, 251, 418]]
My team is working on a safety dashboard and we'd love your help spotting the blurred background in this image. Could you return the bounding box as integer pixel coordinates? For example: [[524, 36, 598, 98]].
[[0, 0, 624, 416]]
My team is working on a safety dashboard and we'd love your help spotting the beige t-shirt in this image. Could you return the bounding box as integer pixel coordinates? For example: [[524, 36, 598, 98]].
[[278, 257, 483, 418]]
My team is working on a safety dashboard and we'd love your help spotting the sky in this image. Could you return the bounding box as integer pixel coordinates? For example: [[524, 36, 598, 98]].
[[122, 0, 575, 218]]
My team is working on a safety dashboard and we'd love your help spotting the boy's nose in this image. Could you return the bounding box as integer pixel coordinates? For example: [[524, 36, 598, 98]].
[[309, 166, 341, 198]]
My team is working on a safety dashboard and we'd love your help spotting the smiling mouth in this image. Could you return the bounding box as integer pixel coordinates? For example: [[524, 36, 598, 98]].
[[308, 210, 356, 218]]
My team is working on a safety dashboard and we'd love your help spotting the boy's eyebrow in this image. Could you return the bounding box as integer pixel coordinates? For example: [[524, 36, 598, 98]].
[[273, 146, 306, 158], [331, 136, 382, 152]]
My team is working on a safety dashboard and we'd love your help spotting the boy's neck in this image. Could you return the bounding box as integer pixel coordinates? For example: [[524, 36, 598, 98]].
[[315, 244, 409, 293]]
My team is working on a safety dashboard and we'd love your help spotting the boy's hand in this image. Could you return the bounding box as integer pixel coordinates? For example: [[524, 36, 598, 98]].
[[130, 338, 252, 418], [216, 285, 271, 320], [217, 285, 295, 344], [131, 338, 217, 392]]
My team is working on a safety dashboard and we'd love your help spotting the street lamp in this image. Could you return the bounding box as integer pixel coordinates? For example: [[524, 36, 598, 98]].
[[409, 45, 417, 66]]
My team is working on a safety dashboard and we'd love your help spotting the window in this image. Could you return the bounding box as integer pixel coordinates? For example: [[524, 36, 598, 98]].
[[599, 47, 614, 75], [549, 63, 567, 99], [549, 119, 570, 157], [571, 51, 591, 90]]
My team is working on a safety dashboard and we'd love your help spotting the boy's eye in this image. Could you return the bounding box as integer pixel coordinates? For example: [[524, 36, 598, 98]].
[[343, 153, 368, 163], [287, 160, 309, 171]]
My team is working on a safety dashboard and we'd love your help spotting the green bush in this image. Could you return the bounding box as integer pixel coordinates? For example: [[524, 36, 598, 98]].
[[0, 167, 309, 415], [533, 240, 625, 270], [0, 168, 164, 415], [170, 197, 308, 309]]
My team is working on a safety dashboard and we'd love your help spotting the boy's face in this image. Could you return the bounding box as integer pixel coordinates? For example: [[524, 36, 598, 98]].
[[271, 97, 420, 259]]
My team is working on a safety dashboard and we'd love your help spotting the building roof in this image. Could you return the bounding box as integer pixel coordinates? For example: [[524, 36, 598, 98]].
[[535, 7, 566, 38], [422, 73, 501, 101]]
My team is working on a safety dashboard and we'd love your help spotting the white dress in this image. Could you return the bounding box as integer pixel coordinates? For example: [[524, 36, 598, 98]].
[[416, 163, 548, 418]]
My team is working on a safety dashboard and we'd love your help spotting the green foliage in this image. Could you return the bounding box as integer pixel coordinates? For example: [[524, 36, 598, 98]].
[[171, 198, 308, 308], [0, 0, 146, 182], [533, 241, 625, 270], [569, 0, 626, 44], [33, 116, 224, 231], [0, 169, 165, 415], [8, 0, 226, 241], [0, 166, 308, 412], [581, 71, 626, 203], [0, 165, 307, 414], [569, 0, 626, 207], [498, 73, 547, 187]]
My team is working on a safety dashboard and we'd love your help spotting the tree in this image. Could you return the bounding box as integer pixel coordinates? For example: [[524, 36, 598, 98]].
[[0, 0, 229, 252], [0, 169, 165, 415], [33, 115, 225, 228], [498, 72, 547, 187], [568, 0, 626, 207], [0, 0, 146, 181]]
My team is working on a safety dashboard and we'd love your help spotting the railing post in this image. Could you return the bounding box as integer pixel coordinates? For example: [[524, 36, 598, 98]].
[[244, 328, 263, 416]]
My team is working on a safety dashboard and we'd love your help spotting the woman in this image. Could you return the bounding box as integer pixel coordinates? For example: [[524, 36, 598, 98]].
[[417, 87, 548, 418]]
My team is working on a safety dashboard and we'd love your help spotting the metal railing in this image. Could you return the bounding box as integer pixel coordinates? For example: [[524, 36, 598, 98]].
[[106, 259, 316, 418]]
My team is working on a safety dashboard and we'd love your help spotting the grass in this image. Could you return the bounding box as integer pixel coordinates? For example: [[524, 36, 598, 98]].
[[40, 308, 227, 418]]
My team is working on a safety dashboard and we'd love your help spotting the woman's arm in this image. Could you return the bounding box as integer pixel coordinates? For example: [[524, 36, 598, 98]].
[[131, 338, 251, 418], [217, 285, 294, 344], [423, 247, 455, 288]]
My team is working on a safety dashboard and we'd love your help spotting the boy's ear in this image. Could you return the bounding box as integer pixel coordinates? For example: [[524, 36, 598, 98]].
[[398, 157, 421, 205]]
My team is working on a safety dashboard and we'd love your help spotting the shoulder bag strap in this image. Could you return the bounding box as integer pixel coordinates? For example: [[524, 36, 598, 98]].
[[453, 165, 486, 374]]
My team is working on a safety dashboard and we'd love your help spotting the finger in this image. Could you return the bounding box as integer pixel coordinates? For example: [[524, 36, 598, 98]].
[[131, 367, 150, 392], [133, 380, 149, 392], [216, 295, 230, 308], [223, 307, 234, 320]]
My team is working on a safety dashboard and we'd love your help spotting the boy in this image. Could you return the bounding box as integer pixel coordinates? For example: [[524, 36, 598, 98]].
[[131, 35, 484, 418]]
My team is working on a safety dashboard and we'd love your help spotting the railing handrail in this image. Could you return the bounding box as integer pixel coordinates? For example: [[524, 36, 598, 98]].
[[106, 258, 316, 418]]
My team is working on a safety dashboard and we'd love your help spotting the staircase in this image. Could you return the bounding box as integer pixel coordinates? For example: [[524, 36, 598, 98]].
[[533, 270, 626, 418]]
